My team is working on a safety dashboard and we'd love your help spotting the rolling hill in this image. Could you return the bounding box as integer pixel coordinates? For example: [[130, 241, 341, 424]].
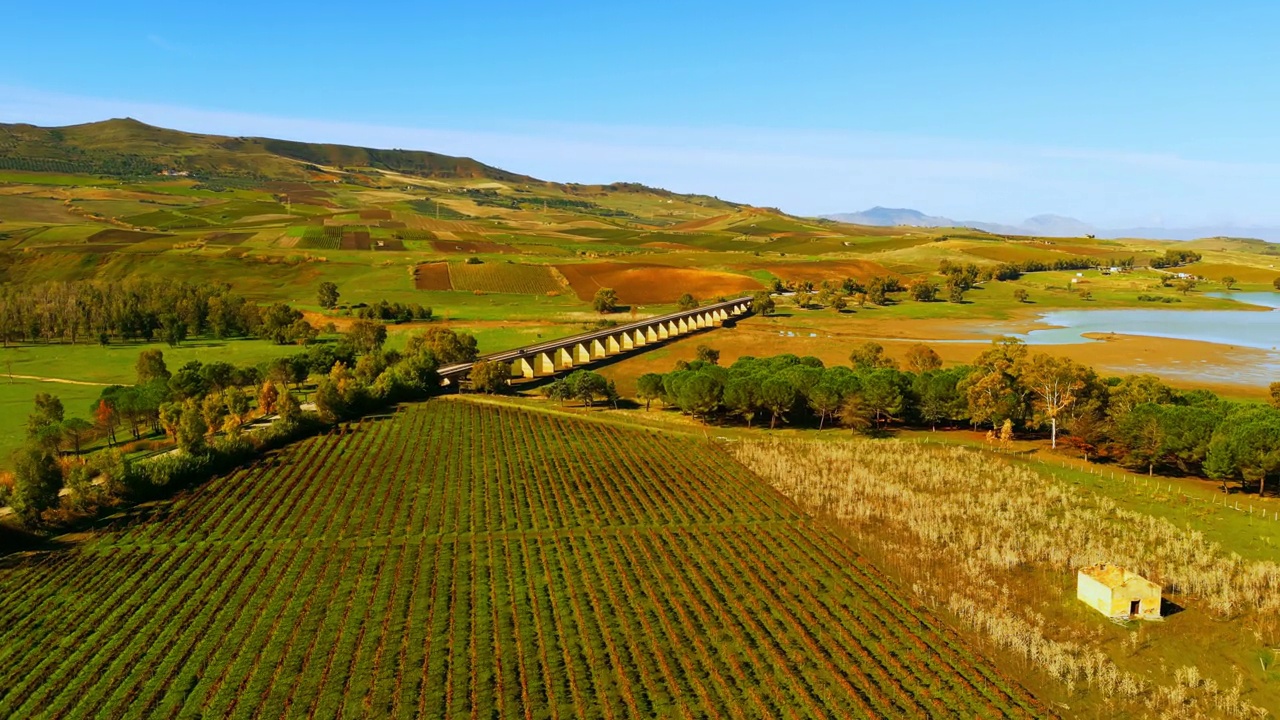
[[0, 118, 534, 182]]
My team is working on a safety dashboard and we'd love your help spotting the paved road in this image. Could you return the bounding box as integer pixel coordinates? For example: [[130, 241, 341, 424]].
[[438, 296, 754, 379]]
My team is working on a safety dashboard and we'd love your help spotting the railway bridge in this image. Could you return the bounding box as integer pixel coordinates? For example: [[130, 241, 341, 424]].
[[438, 296, 754, 385]]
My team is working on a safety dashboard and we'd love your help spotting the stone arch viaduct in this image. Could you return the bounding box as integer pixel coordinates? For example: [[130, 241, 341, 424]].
[[438, 296, 754, 386]]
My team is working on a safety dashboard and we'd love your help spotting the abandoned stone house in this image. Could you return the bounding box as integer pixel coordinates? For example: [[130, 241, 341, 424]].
[[1077, 564, 1162, 620]]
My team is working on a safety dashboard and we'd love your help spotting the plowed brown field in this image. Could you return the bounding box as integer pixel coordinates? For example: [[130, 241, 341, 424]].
[[556, 262, 763, 304], [413, 262, 452, 290]]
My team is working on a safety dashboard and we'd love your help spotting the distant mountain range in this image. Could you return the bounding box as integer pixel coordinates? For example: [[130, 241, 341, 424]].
[[822, 206, 1280, 242]]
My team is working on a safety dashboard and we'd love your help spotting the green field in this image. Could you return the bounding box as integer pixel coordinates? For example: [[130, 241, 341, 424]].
[[0, 378, 106, 460], [447, 261, 565, 295], [0, 400, 1046, 718], [0, 339, 302, 462]]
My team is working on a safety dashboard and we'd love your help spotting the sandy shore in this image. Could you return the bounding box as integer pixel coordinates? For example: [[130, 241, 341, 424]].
[[595, 314, 1274, 400]]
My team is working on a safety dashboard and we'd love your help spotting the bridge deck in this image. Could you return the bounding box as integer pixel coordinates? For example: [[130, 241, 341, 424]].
[[438, 295, 754, 380]]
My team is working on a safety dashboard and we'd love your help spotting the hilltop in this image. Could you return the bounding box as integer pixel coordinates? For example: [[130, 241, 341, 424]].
[[0, 118, 535, 182]]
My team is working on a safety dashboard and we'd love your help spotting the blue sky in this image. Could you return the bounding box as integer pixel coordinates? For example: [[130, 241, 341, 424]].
[[4, 1, 1280, 227]]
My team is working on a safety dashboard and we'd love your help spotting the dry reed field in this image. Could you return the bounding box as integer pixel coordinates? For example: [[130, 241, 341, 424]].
[[0, 401, 1046, 719], [730, 438, 1280, 718]]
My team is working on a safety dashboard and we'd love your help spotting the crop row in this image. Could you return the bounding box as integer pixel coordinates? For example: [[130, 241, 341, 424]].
[[0, 400, 1045, 718], [447, 262, 565, 295]]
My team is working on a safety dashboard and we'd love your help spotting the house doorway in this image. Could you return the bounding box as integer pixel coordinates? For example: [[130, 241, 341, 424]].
[[1129, 600, 1141, 617]]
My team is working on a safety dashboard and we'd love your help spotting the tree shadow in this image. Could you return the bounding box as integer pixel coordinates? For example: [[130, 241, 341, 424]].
[[861, 427, 898, 439], [0, 523, 50, 556]]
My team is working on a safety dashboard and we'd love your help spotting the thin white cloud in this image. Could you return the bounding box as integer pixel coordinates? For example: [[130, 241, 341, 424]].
[[145, 34, 181, 53], [1, 85, 1278, 227]]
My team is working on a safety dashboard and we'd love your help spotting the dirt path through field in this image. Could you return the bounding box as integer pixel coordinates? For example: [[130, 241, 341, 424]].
[[3, 374, 112, 387]]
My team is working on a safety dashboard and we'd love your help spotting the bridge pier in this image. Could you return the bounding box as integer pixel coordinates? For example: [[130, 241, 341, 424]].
[[533, 352, 556, 376], [555, 347, 574, 369], [513, 357, 535, 379], [590, 338, 607, 359]]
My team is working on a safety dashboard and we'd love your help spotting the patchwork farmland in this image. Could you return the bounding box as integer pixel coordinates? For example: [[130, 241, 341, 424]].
[[556, 261, 765, 304], [0, 401, 1045, 719], [448, 261, 565, 295]]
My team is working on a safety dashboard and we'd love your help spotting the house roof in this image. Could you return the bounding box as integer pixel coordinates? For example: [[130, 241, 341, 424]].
[[1080, 564, 1157, 590]]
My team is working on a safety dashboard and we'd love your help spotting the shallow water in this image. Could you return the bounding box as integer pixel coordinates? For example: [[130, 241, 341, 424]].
[[1011, 292, 1280, 350], [989, 292, 1280, 385]]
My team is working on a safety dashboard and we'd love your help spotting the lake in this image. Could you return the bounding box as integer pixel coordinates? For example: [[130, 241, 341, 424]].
[[1014, 292, 1280, 350]]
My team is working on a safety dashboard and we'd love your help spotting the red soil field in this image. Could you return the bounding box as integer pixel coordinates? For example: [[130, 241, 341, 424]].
[[340, 230, 372, 250], [556, 262, 764, 304], [413, 262, 453, 290]]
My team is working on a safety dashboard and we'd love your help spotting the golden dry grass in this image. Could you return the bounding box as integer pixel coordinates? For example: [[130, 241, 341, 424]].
[[731, 438, 1278, 717]]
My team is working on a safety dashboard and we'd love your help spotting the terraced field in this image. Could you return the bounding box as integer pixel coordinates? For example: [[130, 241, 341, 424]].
[[0, 400, 1046, 719]]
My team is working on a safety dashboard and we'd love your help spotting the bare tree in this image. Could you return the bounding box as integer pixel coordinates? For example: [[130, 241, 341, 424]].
[[1023, 354, 1086, 449]]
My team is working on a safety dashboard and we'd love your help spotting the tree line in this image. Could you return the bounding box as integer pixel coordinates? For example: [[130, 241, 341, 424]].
[[635, 339, 1280, 497], [4, 323, 483, 528], [761, 252, 1208, 314], [0, 280, 320, 347], [316, 282, 433, 323]]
